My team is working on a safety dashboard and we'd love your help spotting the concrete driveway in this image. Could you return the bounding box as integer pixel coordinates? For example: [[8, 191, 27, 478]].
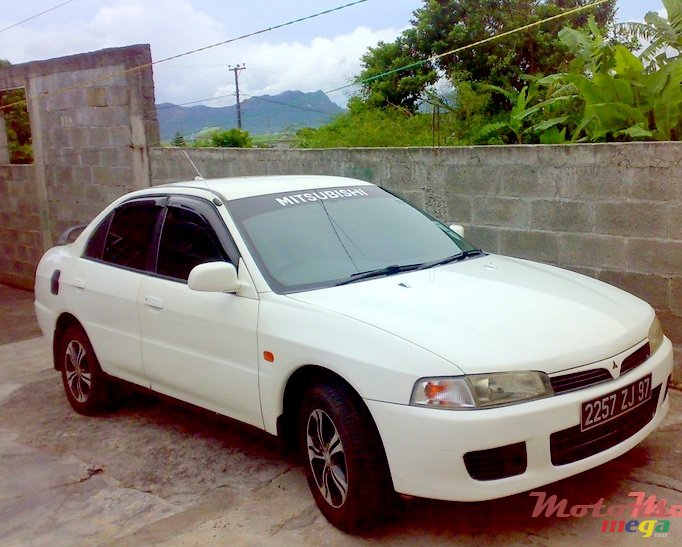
[[1, 285, 681, 546]]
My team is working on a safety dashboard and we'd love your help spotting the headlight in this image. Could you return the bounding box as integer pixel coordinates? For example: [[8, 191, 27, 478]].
[[411, 371, 553, 410], [648, 314, 664, 355]]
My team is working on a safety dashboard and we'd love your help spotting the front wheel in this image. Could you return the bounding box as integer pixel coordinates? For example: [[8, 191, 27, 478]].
[[299, 381, 393, 533], [59, 324, 111, 415]]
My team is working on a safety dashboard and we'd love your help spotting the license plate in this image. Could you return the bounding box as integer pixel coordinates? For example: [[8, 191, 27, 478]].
[[580, 374, 652, 431]]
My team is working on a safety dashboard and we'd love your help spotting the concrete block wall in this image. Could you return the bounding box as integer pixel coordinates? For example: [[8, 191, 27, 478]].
[[151, 143, 682, 384], [0, 165, 43, 288], [0, 45, 159, 288]]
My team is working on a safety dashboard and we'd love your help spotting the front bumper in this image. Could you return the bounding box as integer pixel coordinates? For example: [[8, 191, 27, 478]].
[[366, 338, 673, 502]]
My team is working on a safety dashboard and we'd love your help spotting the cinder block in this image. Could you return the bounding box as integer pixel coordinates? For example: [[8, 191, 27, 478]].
[[628, 239, 682, 275], [670, 205, 682, 240], [499, 229, 560, 263], [658, 310, 682, 346], [446, 194, 473, 224], [381, 162, 417, 189], [475, 144, 539, 166], [464, 225, 500, 253], [598, 270, 671, 309], [390, 189, 425, 210], [628, 167, 681, 201], [106, 86, 129, 106], [86, 87, 108, 107], [563, 265, 600, 279], [83, 127, 114, 148], [559, 166, 629, 200], [559, 233, 626, 270], [447, 165, 501, 196], [96, 148, 132, 167], [594, 201, 668, 238], [672, 347, 682, 387], [492, 166, 542, 186], [424, 189, 447, 220], [501, 168, 559, 198], [539, 143, 601, 167], [670, 277, 682, 314], [108, 126, 132, 147], [44, 88, 86, 112], [473, 197, 530, 228], [91, 166, 115, 185], [531, 199, 593, 232]]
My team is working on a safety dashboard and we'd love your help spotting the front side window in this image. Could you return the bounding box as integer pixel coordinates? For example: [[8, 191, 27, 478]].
[[228, 185, 479, 293], [156, 204, 227, 281]]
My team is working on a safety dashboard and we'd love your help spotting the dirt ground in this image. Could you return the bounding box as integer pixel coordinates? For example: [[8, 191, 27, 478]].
[[1, 285, 681, 546]]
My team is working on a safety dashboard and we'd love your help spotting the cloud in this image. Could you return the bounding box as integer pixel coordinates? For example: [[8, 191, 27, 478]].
[[1, 0, 401, 107], [201, 27, 401, 107]]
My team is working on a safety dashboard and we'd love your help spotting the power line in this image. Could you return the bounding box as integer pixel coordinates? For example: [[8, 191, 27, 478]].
[[0, 0, 371, 111], [326, 0, 613, 94], [150, 0, 370, 67], [156, 93, 236, 110], [0, 0, 77, 34], [241, 92, 335, 115]]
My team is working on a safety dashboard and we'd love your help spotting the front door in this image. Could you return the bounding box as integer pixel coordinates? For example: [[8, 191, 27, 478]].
[[138, 196, 262, 428]]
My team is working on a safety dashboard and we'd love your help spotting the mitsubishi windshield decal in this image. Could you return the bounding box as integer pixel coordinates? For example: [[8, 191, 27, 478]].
[[275, 187, 369, 207]]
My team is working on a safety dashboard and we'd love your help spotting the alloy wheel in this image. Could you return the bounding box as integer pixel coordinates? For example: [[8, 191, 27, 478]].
[[306, 408, 348, 508]]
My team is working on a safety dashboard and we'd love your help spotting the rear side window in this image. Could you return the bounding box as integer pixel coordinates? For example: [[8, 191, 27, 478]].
[[84, 199, 163, 271], [156, 205, 227, 281]]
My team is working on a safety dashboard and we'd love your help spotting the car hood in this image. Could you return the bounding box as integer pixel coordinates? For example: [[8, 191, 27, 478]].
[[286, 255, 652, 374]]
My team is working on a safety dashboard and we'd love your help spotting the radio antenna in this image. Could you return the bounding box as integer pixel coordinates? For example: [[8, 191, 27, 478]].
[[181, 148, 205, 181]]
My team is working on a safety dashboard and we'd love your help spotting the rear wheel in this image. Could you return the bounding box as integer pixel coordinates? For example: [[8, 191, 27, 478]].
[[299, 381, 393, 533], [59, 325, 111, 415]]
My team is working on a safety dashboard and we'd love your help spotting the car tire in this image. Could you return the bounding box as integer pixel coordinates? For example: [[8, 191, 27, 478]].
[[59, 324, 111, 415], [299, 381, 393, 533]]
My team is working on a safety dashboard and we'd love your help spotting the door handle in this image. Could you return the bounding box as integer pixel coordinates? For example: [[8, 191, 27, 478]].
[[144, 296, 164, 310], [72, 277, 86, 290]]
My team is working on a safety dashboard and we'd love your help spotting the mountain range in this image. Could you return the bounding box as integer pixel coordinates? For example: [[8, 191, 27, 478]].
[[156, 90, 345, 141]]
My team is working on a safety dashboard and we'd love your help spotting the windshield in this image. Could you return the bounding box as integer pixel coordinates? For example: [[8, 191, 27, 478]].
[[228, 184, 480, 293]]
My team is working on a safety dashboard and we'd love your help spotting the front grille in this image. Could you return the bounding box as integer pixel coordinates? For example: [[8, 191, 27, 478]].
[[550, 368, 612, 394], [550, 343, 651, 395], [464, 442, 527, 481], [550, 385, 661, 466], [620, 343, 650, 376]]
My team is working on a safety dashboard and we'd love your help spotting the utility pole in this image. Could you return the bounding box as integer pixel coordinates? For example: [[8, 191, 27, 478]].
[[228, 64, 246, 129]]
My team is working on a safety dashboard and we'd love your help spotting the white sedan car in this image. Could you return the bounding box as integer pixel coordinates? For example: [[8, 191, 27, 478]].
[[35, 175, 673, 532]]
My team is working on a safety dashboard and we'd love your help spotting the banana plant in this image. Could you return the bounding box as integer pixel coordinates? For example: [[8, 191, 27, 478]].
[[615, 0, 681, 70], [476, 82, 570, 144], [535, 15, 682, 142]]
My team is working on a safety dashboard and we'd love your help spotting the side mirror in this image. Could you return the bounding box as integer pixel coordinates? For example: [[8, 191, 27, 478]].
[[449, 224, 465, 238], [188, 262, 240, 293]]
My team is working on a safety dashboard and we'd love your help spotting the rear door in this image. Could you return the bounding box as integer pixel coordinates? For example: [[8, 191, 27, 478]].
[[138, 196, 262, 428], [74, 197, 165, 386]]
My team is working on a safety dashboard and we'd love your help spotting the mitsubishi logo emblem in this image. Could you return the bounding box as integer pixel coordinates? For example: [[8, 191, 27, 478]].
[[612, 362, 618, 370]]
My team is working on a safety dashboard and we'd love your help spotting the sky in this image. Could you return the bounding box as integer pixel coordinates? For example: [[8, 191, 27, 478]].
[[0, 0, 667, 108]]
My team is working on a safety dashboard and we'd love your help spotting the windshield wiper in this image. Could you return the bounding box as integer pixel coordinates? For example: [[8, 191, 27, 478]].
[[417, 249, 485, 271], [335, 263, 422, 286]]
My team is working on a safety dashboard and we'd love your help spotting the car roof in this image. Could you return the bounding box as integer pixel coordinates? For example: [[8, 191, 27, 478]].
[[163, 175, 375, 201]]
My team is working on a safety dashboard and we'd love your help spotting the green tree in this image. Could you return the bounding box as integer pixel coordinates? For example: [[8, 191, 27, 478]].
[[0, 89, 33, 164], [210, 128, 253, 148], [406, 0, 615, 90], [0, 59, 33, 164], [355, 37, 437, 112], [170, 131, 186, 147], [356, 1, 616, 113]]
